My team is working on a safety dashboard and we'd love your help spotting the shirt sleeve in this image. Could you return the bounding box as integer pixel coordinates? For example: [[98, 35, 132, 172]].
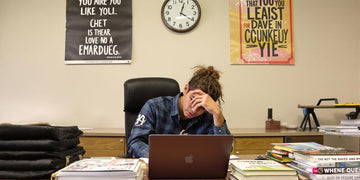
[[212, 119, 231, 135], [127, 102, 156, 158]]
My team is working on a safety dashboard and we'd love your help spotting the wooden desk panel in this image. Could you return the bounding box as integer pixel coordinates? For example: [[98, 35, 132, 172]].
[[284, 135, 323, 144], [233, 137, 283, 155], [80, 128, 324, 157], [79, 136, 125, 157]]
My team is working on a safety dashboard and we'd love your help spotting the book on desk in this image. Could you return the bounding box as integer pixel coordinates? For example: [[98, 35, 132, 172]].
[[287, 146, 360, 179], [293, 149, 360, 162], [265, 142, 336, 163], [51, 158, 143, 180], [229, 160, 298, 180]]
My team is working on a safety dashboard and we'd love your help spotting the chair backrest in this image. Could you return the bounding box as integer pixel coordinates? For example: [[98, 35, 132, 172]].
[[124, 77, 180, 153]]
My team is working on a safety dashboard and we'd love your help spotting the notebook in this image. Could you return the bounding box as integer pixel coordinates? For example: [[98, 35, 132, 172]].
[[148, 134, 233, 179]]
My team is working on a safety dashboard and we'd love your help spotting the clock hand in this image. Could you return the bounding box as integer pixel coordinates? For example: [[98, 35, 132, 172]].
[[180, 12, 194, 21], [180, 3, 185, 15]]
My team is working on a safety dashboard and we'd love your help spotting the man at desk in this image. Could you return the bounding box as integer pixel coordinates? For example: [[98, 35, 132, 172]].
[[127, 65, 231, 158]]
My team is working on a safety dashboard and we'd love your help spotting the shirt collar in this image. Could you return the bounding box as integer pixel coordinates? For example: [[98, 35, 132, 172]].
[[171, 92, 182, 117]]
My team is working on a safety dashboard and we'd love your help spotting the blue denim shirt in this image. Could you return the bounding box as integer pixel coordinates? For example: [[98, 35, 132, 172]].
[[127, 93, 231, 158]]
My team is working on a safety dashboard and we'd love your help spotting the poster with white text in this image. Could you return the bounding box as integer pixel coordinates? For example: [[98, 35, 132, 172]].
[[230, 0, 294, 64], [65, 0, 132, 64]]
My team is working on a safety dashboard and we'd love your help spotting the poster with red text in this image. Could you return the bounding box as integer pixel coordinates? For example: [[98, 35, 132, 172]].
[[230, 0, 294, 64]]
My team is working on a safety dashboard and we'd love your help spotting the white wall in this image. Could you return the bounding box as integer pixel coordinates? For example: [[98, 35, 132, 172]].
[[0, 0, 359, 129]]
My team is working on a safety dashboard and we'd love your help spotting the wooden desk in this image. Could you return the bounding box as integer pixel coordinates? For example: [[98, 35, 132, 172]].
[[80, 128, 324, 157]]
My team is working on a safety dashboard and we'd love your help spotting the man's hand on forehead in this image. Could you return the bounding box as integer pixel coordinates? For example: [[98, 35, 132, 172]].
[[190, 89, 206, 98], [189, 89, 224, 127]]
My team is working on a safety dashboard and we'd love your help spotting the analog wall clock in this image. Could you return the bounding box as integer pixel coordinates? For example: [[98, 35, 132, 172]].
[[161, 0, 201, 33]]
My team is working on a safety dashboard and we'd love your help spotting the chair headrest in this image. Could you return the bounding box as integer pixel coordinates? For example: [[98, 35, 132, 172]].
[[124, 77, 180, 113]]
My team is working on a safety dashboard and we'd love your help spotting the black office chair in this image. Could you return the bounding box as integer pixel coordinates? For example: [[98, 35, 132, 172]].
[[122, 77, 180, 157]]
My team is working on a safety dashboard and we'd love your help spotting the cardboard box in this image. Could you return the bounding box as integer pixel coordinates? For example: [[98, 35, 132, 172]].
[[265, 120, 280, 130], [324, 134, 360, 152]]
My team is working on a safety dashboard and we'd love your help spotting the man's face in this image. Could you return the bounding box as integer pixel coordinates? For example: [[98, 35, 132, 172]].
[[181, 86, 206, 119]]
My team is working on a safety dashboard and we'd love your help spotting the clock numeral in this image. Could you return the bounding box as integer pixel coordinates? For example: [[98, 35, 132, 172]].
[[167, 5, 172, 10], [172, 21, 176, 26], [179, 23, 183, 29], [167, 17, 172, 21], [193, 11, 197, 15], [186, 22, 190, 26], [165, 11, 170, 15], [172, 0, 176, 4], [191, 5, 195, 9]]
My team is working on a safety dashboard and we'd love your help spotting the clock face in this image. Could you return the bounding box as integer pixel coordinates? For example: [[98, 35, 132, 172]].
[[161, 0, 201, 33]]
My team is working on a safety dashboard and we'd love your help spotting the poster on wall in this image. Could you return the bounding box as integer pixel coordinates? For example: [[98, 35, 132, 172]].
[[230, 0, 294, 64], [65, 0, 132, 64]]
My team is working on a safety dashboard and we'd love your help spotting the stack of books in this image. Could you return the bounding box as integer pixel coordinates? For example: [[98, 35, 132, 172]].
[[287, 149, 360, 179], [266, 142, 335, 163], [229, 160, 298, 180], [266, 146, 294, 163], [51, 158, 143, 180]]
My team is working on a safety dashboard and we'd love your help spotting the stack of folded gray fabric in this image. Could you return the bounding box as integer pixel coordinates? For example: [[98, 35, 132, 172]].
[[0, 125, 86, 179]]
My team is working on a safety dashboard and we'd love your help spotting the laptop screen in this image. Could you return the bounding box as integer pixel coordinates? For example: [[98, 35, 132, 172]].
[[148, 134, 233, 179]]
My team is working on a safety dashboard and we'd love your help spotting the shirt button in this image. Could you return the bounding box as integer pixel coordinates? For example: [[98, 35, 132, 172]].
[[218, 129, 222, 133]]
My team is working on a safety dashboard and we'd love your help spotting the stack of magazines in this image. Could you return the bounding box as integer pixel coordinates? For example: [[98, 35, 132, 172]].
[[51, 158, 143, 180], [340, 119, 360, 127], [318, 125, 360, 135], [287, 149, 360, 180]]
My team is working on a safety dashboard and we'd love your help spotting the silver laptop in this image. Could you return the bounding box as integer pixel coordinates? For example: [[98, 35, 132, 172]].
[[148, 134, 233, 179]]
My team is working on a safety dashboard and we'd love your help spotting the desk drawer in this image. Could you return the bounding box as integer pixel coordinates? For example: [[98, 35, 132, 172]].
[[79, 137, 125, 157], [284, 135, 323, 144], [233, 137, 283, 155]]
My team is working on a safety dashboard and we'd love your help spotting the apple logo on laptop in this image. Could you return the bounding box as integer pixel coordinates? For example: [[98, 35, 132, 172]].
[[184, 154, 194, 164]]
